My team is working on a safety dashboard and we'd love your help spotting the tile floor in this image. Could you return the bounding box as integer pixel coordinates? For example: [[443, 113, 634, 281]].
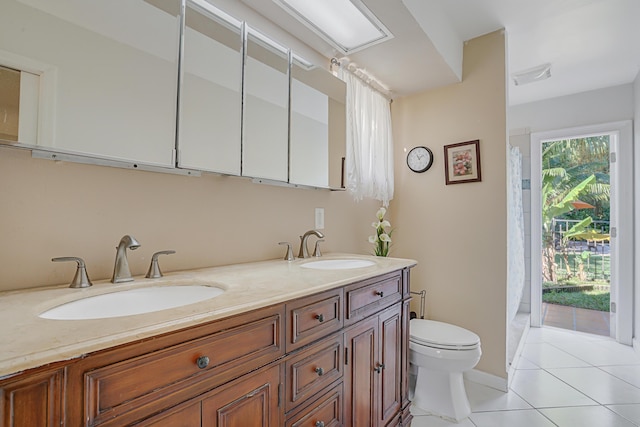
[[411, 326, 640, 426]]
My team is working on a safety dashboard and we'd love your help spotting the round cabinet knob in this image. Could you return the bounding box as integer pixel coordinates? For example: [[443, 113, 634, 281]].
[[374, 363, 385, 373], [315, 314, 324, 322], [315, 421, 325, 427], [196, 356, 210, 369], [375, 291, 384, 298], [315, 367, 324, 376]]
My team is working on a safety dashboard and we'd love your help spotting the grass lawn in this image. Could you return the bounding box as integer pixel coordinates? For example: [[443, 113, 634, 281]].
[[543, 289, 610, 312]]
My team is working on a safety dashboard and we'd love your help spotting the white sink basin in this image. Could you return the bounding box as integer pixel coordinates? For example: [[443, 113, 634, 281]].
[[300, 259, 376, 270], [40, 285, 225, 320]]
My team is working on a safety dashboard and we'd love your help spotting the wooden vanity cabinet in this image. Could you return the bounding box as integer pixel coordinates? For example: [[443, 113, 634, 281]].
[[66, 304, 285, 426], [0, 267, 413, 427], [343, 273, 405, 427], [0, 366, 65, 427]]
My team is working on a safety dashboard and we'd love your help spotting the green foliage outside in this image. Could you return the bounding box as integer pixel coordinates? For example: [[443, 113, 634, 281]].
[[553, 252, 610, 282], [543, 289, 610, 312]]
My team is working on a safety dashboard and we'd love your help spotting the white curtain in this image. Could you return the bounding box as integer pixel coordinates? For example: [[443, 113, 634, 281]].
[[507, 146, 526, 323], [338, 69, 394, 206]]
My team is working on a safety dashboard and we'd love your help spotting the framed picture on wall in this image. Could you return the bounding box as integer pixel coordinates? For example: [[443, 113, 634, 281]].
[[444, 140, 482, 185]]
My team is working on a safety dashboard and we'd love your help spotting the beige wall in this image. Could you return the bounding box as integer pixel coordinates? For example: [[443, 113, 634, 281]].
[[0, 148, 379, 291], [390, 31, 508, 378]]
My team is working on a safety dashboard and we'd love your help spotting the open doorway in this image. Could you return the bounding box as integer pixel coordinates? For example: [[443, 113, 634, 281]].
[[531, 121, 633, 345], [539, 135, 610, 336]]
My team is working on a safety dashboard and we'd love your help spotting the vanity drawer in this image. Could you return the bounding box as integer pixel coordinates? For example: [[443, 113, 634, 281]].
[[84, 307, 284, 426], [286, 288, 343, 351], [285, 382, 343, 427], [284, 333, 343, 412], [345, 271, 402, 324]]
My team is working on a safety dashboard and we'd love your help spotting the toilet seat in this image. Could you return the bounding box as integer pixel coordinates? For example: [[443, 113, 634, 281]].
[[410, 319, 480, 351]]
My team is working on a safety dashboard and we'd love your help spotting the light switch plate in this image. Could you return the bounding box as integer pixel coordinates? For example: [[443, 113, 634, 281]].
[[315, 208, 325, 229]]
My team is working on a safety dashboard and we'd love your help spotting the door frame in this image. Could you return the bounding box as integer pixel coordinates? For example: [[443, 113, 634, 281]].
[[530, 120, 633, 344]]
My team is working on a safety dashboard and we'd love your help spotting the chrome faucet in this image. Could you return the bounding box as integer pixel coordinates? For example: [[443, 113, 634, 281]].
[[111, 235, 141, 283], [298, 229, 324, 259]]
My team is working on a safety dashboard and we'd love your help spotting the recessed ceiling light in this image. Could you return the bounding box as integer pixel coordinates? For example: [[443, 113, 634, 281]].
[[512, 63, 551, 86], [273, 0, 393, 54]]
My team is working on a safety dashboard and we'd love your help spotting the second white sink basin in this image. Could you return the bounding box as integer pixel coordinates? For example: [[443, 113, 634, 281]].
[[300, 259, 376, 270], [40, 285, 225, 320]]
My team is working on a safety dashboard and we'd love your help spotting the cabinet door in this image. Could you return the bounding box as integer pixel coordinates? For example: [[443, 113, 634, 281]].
[[202, 364, 281, 427], [134, 400, 200, 427], [0, 368, 64, 427], [343, 317, 378, 427], [378, 305, 402, 426]]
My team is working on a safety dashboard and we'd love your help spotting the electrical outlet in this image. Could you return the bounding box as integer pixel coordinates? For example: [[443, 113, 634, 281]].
[[315, 208, 324, 229]]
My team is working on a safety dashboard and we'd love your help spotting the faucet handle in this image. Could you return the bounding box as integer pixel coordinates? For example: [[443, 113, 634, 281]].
[[145, 250, 176, 278], [278, 242, 295, 261], [52, 257, 93, 288], [313, 240, 324, 257]]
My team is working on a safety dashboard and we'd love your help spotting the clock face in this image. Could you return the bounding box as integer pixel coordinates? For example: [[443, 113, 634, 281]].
[[407, 146, 433, 173]]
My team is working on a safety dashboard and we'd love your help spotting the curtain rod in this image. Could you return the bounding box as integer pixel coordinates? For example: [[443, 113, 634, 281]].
[[331, 57, 393, 101]]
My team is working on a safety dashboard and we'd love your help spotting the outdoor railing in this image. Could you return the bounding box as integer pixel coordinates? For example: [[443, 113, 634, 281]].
[[550, 218, 610, 282]]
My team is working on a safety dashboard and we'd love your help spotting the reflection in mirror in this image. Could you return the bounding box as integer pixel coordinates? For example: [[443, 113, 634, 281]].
[[177, 0, 242, 175], [0, 0, 179, 166], [0, 64, 40, 145], [290, 58, 346, 188], [0, 66, 23, 142], [242, 28, 289, 181]]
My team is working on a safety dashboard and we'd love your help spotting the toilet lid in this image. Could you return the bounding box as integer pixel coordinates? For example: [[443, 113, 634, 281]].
[[410, 319, 480, 350]]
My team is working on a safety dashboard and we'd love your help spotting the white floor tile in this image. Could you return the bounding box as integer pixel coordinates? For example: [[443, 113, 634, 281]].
[[410, 414, 476, 427], [520, 342, 591, 368], [547, 367, 640, 405], [540, 405, 638, 427], [469, 409, 557, 427], [466, 380, 532, 412], [607, 404, 640, 425], [516, 356, 541, 370], [526, 326, 599, 344], [510, 369, 597, 408], [550, 339, 640, 366], [600, 365, 640, 389]]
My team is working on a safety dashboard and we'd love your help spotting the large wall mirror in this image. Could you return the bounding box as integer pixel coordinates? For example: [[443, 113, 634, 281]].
[[242, 28, 289, 182], [177, 0, 242, 175], [0, 0, 179, 167], [1, 0, 347, 188], [290, 57, 346, 188]]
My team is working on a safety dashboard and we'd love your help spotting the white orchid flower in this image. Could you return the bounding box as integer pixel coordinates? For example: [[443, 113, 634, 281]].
[[368, 235, 378, 243], [381, 220, 391, 228], [379, 233, 391, 243], [376, 207, 386, 220]]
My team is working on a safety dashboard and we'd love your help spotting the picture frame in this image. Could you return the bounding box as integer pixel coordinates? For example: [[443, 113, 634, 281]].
[[444, 140, 481, 185]]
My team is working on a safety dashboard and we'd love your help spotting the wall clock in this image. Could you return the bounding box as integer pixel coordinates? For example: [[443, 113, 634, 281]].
[[406, 146, 434, 173]]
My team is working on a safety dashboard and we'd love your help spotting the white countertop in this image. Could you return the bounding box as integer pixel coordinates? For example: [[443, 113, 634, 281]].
[[0, 254, 416, 379]]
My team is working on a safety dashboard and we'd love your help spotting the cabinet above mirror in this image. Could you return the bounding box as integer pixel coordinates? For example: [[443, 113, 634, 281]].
[[242, 28, 290, 182], [0, 0, 179, 167], [290, 57, 346, 189], [0, 0, 346, 189], [177, 0, 243, 175]]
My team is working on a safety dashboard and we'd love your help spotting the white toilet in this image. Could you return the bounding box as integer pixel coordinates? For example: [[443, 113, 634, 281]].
[[409, 318, 482, 423]]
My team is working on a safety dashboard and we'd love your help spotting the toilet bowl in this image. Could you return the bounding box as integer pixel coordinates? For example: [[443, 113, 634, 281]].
[[409, 319, 481, 423]]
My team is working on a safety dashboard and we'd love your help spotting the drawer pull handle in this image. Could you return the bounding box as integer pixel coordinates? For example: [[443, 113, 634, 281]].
[[196, 356, 210, 369], [374, 363, 385, 373], [315, 314, 324, 322], [316, 422, 325, 427], [375, 291, 384, 298], [315, 367, 324, 376]]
